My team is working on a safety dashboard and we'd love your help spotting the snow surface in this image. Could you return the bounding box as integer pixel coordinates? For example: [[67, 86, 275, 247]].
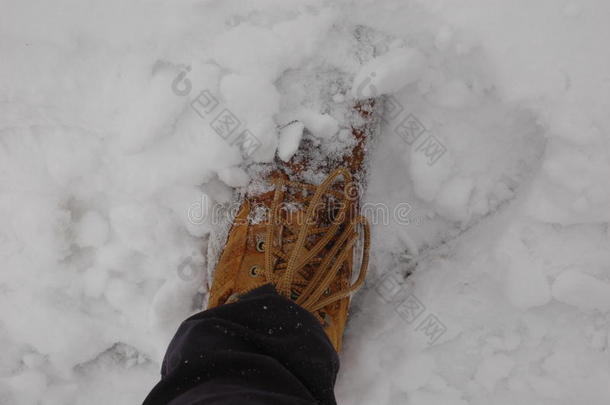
[[2, 0, 610, 404]]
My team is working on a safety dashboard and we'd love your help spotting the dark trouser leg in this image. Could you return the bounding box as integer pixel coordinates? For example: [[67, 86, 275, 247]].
[[143, 284, 339, 405]]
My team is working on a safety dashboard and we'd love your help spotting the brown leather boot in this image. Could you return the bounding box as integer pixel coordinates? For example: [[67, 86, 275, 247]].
[[207, 168, 371, 351], [207, 100, 378, 351]]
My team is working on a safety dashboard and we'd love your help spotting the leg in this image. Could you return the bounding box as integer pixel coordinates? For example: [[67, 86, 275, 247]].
[[143, 284, 339, 405]]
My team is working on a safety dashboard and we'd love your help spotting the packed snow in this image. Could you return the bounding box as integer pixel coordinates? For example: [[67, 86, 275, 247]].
[[278, 121, 305, 162], [2, 0, 610, 404]]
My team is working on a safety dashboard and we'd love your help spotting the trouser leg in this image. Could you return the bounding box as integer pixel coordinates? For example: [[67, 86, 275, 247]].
[[143, 284, 339, 405]]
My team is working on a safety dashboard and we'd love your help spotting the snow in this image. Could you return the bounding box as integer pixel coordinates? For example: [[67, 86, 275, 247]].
[[74, 211, 110, 248], [552, 270, 610, 312], [217, 166, 249, 188], [296, 109, 340, 140], [3, 0, 610, 404], [474, 354, 515, 392], [494, 223, 553, 310], [351, 47, 425, 99], [278, 121, 305, 162]]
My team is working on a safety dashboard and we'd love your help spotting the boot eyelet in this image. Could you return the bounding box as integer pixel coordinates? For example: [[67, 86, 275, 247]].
[[249, 265, 260, 277], [256, 240, 265, 252], [323, 287, 331, 296]]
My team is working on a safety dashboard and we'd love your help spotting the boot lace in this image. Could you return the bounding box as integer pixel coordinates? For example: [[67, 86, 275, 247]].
[[261, 168, 370, 316]]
